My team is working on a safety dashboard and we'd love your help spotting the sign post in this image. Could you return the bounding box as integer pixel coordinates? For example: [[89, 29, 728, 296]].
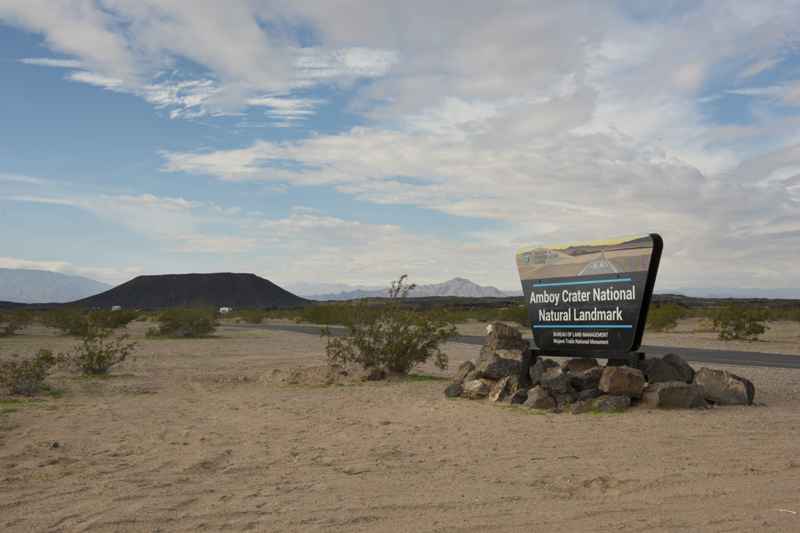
[[515, 234, 662, 378]]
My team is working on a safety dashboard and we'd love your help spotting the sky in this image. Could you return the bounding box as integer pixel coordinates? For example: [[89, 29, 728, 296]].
[[1, 1, 800, 292]]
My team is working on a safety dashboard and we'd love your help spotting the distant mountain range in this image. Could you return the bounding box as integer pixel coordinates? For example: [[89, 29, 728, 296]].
[[304, 277, 518, 300], [0, 268, 111, 303], [657, 287, 800, 300]]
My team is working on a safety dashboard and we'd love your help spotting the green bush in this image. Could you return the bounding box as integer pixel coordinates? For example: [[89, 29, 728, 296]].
[[58, 329, 137, 375], [646, 303, 688, 332], [0, 349, 56, 396], [324, 275, 457, 374], [235, 309, 266, 324], [41, 308, 89, 336], [147, 308, 218, 338], [39, 308, 137, 336], [0, 310, 32, 337], [713, 305, 768, 341]]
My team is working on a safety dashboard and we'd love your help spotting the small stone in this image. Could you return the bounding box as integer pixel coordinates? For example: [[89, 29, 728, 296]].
[[593, 395, 631, 412], [694, 368, 755, 405], [599, 367, 646, 398], [444, 383, 463, 398], [553, 392, 577, 408], [529, 358, 559, 386], [562, 358, 599, 373], [462, 379, 492, 400], [642, 381, 706, 409], [453, 361, 476, 384], [524, 386, 555, 409], [50, 441, 60, 449]]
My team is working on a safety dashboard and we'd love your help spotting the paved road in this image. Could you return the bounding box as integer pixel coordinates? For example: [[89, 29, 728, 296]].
[[227, 323, 800, 370]]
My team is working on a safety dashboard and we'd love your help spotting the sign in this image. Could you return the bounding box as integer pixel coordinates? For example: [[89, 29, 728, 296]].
[[515, 234, 662, 356]]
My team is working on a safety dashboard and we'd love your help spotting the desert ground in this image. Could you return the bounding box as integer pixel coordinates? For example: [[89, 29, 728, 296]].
[[2, 320, 800, 532]]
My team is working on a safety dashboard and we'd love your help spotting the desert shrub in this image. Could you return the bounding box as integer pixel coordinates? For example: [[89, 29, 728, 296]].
[[58, 329, 137, 375], [41, 308, 89, 336], [646, 303, 688, 332], [0, 310, 32, 337], [713, 305, 768, 341], [0, 349, 56, 396], [40, 308, 137, 336], [324, 275, 457, 374], [235, 309, 266, 324], [148, 308, 218, 338]]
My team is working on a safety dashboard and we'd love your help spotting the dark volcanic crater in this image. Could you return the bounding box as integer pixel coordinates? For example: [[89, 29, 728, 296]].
[[70, 273, 309, 309]]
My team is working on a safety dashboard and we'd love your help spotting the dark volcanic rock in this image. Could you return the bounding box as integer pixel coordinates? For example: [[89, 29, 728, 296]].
[[444, 383, 463, 398], [562, 358, 599, 373], [642, 382, 707, 409], [539, 367, 574, 395], [599, 367, 645, 398], [453, 361, 475, 384], [577, 387, 602, 401], [593, 395, 631, 412], [524, 386, 555, 410], [641, 358, 684, 384], [476, 349, 521, 380], [529, 358, 560, 387], [509, 389, 528, 405], [489, 376, 514, 402], [462, 379, 492, 400], [694, 368, 755, 405], [663, 353, 695, 383], [69, 272, 308, 309], [485, 322, 529, 351], [570, 366, 603, 391]]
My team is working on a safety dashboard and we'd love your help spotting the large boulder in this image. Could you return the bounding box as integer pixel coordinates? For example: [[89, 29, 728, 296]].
[[562, 358, 599, 373], [444, 383, 463, 398], [599, 366, 645, 398], [485, 322, 529, 351], [524, 386, 555, 410], [663, 353, 695, 383], [569, 366, 603, 391], [453, 361, 475, 384], [462, 379, 492, 400], [641, 358, 684, 384], [529, 358, 560, 387], [694, 368, 755, 405], [641, 354, 695, 384], [593, 395, 631, 412], [642, 382, 707, 409]]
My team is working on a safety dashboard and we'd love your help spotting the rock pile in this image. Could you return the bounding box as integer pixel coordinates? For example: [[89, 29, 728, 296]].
[[445, 322, 757, 413]]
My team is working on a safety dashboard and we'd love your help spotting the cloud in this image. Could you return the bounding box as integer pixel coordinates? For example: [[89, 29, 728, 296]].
[[738, 56, 782, 78], [3, 1, 397, 124], [19, 57, 83, 68]]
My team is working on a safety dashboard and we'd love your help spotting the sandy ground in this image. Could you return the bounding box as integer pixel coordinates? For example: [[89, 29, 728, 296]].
[[2, 322, 800, 532]]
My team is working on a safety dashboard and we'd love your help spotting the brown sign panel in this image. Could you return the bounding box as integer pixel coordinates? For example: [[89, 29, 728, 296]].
[[516, 234, 662, 356]]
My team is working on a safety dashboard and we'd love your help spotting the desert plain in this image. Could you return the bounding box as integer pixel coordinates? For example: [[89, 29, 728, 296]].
[[2, 319, 800, 532]]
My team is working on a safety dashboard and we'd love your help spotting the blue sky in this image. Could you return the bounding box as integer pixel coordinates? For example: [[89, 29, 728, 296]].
[[1, 1, 800, 292]]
